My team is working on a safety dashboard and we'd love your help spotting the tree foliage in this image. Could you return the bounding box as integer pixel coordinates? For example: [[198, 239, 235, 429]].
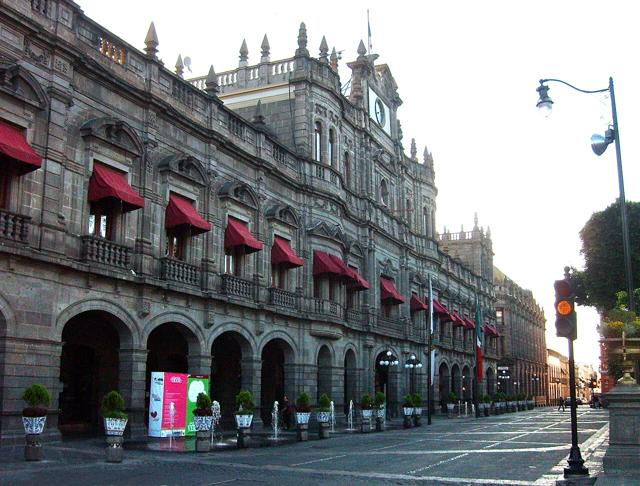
[[572, 200, 640, 311]]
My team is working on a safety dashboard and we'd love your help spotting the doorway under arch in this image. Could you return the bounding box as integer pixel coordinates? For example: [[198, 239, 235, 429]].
[[343, 349, 357, 414], [260, 338, 293, 425]]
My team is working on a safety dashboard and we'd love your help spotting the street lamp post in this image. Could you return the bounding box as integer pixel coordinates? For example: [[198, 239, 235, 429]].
[[379, 351, 398, 418], [404, 354, 423, 395], [536, 77, 635, 314]]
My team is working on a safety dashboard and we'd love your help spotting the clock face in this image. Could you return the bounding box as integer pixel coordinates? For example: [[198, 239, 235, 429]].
[[374, 99, 386, 126]]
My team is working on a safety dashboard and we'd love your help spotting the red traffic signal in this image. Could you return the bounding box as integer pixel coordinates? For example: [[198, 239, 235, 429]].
[[554, 278, 576, 340]]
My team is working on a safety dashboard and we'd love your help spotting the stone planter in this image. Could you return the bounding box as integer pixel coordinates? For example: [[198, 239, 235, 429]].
[[376, 407, 386, 419], [403, 407, 413, 428], [483, 404, 490, 416], [235, 413, 253, 429], [447, 403, 455, 417], [361, 409, 372, 433], [193, 416, 213, 452], [413, 407, 422, 427], [103, 417, 128, 463], [104, 417, 128, 436], [296, 412, 311, 441], [527, 400, 535, 410], [316, 411, 330, 439], [22, 416, 46, 462]]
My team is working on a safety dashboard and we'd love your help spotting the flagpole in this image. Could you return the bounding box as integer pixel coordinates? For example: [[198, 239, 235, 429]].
[[474, 296, 481, 418]]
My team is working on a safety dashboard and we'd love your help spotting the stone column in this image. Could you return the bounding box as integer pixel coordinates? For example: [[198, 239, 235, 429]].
[[603, 381, 640, 471], [241, 358, 262, 429], [188, 354, 212, 376], [119, 348, 148, 441]]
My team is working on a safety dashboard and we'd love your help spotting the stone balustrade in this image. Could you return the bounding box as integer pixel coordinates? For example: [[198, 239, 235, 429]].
[[269, 287, 298, 309], [0, 209, 30, 243], [160, 257, 200, 286], [221, 274, 254, 300], [81, 235, 131, 268]]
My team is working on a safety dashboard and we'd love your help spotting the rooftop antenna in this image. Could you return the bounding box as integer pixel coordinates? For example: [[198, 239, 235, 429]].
[[183, 56, 192, 72], [367, 9, 372, 55]]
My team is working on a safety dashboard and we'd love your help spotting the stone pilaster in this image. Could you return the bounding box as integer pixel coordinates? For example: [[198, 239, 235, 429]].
[[119, 348, 148, 441], [603, 382, 640, 471]]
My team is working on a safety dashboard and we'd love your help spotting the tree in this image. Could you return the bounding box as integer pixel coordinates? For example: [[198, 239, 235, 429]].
[[572, 200, 640, 312]]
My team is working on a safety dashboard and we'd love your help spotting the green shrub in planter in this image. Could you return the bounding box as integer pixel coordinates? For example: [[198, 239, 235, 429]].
[[447, 392, 458, 404], [235, 390, 255, 414], [296, 392, 312, 412], [360, 394, 372, 410], [194, 392, 213, 416], [101, 391, 128, 420], [317, 393, 331, 412], [412, 393, 423, 408], [374, 391, 386, 408], [22, 384, 50, 417]]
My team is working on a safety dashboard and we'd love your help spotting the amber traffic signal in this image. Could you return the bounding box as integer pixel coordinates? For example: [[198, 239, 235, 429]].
[[554, 278, 576, 340]]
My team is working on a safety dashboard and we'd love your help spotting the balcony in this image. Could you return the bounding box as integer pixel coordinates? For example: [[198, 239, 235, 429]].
[[81, 235, 131, 268], [345, 308, 364, 326], [221, 274, 255, 300], [160, 257, 200, 286], [376, 315, 405, 337], [313, 299, 341, 319], [269, 287, 299, 309], [0, 209, 30, 243]]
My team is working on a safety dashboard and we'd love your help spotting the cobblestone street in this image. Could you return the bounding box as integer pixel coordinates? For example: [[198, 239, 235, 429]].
[[0, 407, 610, 485]]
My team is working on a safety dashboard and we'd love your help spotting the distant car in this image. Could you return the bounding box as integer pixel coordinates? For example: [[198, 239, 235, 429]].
[[563, 397, 584, 406]]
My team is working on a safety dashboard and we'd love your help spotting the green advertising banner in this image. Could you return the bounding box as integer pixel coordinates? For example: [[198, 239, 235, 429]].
[[185, 375, 210, 436]]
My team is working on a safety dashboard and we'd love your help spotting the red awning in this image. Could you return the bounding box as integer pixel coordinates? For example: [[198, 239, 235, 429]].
[[347, 266, 369, 291], [271, 236, 303, 268], [483, 324, 500, 337], [410, 293, 428, 311], [165, 193, 211, 235], [463, 317, 476, 330], [451, 312, 465, 327], [88, 163, 144, 213], [432, 300, 453, 321], [312, 251, 350, 279], [224, 216, 262, 253], [380, 277, 405, 305], [0, 120, 42, 172]]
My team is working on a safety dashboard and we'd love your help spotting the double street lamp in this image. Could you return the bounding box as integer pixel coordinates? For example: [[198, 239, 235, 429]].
[[378, 351, 398, 413], [536, 77, 635, 314], [404, 354, 423, 394]]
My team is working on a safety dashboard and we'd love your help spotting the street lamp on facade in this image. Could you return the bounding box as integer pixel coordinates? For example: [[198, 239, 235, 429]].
[[404, 354, 423, 394], [536, 77, 635, 314], [379, 351, 398, 413]]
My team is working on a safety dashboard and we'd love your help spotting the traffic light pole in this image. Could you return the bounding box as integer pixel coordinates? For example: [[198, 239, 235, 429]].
[[564, 330, 588, 476]]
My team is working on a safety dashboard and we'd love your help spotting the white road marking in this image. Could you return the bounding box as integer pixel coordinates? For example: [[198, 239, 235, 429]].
[[408, 453, 469, 474], [291, 454, 347, 466]]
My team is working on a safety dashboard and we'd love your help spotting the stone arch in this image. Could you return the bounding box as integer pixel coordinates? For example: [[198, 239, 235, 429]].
[[314, 342, 335, 367], [54, 298, 139, 347], [80, 116, 144, 156], [438, 360, 451, 411], [0, 291, 17, 338], [265, 203, 301, 229], [486, 367, 495, 396], [317, 344, 333, 401], [260, 334, 296, 424], [258, 330, 297, 362], [208, 321, 257, 358], [141, 311, 205, 355], [0, 62, 49, 110], [343, 347, 358, 414], [157, 153, 209, 187], [218, 180, 260, 211], [451, 363, 461, 398]]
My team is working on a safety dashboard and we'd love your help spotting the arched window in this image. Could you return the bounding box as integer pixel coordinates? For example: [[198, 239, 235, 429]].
[[344, 152, 351, 188], [380, 179, 389, 206], [314, 122, 322, 162], [423, 207, 429, 235], [328, 129, 336, 167]]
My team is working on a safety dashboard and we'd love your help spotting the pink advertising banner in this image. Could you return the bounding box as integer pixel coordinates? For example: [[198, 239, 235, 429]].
[[161, 372, 188, 432]]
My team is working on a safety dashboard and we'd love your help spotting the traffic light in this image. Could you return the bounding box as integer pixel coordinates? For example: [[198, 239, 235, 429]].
[[554, 278, 577, 340]]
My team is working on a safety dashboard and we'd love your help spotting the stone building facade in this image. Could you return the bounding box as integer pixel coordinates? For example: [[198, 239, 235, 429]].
[[547, 348, 569, 405], [0, 0, 498, 444], [494, 268, 547, 400]]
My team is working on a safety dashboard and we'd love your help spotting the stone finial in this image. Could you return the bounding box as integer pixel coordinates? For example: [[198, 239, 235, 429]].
[[239, 39, 249, 66], [461, 224, 464, 233], [175, 54, 184, 77], [261, 34, 270, 62], [144, 22, 159, 58], [330, 47, 338, 70], [423, 146, 430, 165], [474, 212, 479, 229], [357, 40, 367, 60], [410, 138, 417, 160], [296, 22, 309, 57], [319, 36, 329, 64], [205, 65, 219, 94], [252, 100, 265, 126], [486, 226, 492, 238]]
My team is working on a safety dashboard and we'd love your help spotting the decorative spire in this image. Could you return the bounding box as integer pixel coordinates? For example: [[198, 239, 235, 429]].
[[261, 34, 270, 62], [486, 226, 492, 238], [410, 138, 417, 160], [252, 100, 265, 126], [319, 36, 329, 64], [296, 22, 309, 57], [175, 54, 184, 77], [423, 146, 430, 165], [357, 40, 367, 60], [474, 212, 479, 230], [205, 65, 219, 94], [239, 39, 249, 66], [144, 22, 159, 59], [330, 47, 338, 71]]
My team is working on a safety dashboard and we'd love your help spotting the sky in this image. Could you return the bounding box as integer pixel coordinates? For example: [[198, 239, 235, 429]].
[[79, 0, 640, 367]]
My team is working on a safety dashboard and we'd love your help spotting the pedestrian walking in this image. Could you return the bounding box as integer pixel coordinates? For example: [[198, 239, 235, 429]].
[[557, 397, 565, 412]]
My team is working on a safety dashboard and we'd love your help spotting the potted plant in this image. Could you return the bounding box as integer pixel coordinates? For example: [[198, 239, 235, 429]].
[[193, 392, 213, 452], [412, 393, 423, 426], [101, 390, 128, 463], [402, 394, 414, 428], [296, 392, 312, 441], [482, 395, 491, 416], [235, 390, 254, 448], [517, 393, 526, 411], [316, 393, 331, 439], [374, 391, 386, 432], [22, 384, 50, 461], [446, 392, 457, 417], [527, 394, 535, 410], [360, 394, 373, 432]]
